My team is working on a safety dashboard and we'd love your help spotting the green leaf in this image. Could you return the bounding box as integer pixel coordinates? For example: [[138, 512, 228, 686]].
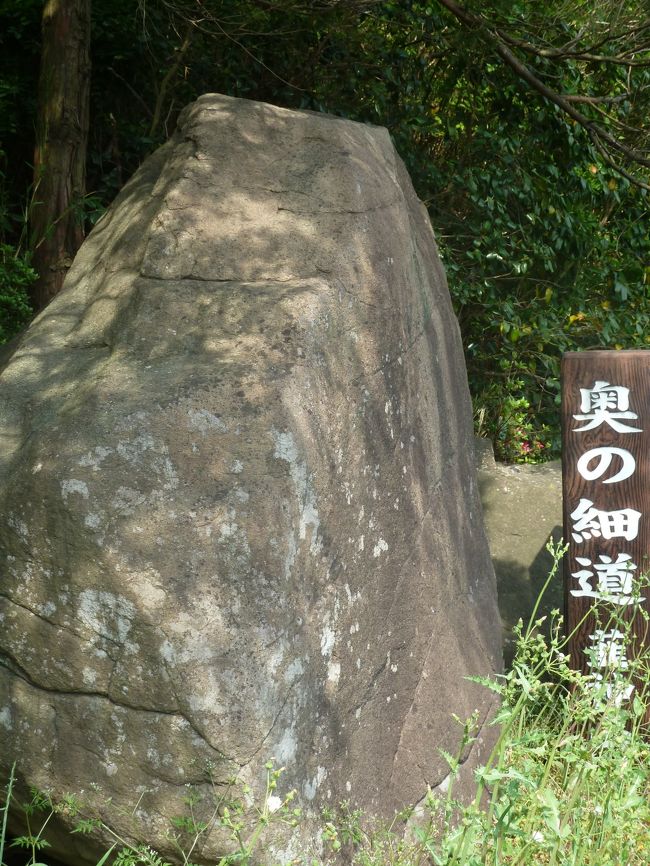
[[95, 843, 117, 866]]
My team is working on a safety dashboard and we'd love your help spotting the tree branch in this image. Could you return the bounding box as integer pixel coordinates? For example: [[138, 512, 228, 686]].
[[562, 92, 631, 105], [108, 67, 153, 119], [436, 0, 650, 187], [493, 15, 650, 63], [589, 132, 650, 191], [149, 22, 193, 139]]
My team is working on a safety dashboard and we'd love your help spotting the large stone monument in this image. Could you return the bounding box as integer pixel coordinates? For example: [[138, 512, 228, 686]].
[[0, 94, 502, 863]]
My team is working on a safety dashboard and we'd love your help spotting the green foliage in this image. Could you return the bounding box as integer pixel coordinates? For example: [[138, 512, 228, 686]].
[[112, 845, 170, 866], [320, 4, 650, 462], [476, 389, 551, 464], [0, 781, 81, 866], [0, 764, 13, 866], [279, 0, 650, 460], [1, 0, 650, 455], [434, 106, 650, 460], [1, 761, 300, 866], [0, 244, 34, 343]]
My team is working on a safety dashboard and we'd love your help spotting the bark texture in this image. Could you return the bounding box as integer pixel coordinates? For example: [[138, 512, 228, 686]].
[[30, 0, 91, 310]]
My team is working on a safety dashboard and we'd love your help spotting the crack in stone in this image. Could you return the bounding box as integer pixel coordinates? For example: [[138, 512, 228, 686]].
[[388, 633, 497, 795], [277, 196, 401, 216], [352, 654, 390, 716], [64, 342, 112, 351], [0, 649, 239, 766], [243, 680, 298, 766], [158, 653, 242, 768], [0, 648, 170, 714], [351, 328, 427, 387], [37, 529, 95, 555], [420, 701, 495, 796], [316, 271, 379, 310], [137, 273, 299, 285], [241, 185, 312, 198], [0, 592, 85, 640]]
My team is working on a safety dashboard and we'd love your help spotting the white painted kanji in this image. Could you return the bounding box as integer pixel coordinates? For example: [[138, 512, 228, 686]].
[[576, 446, 635, 484], [584, 628, 635, 707], [566, 368, 647, 715], [570, 498, 641, 542], [587, 672, 635, 707], [573, 380, 642, 433], [570, 552, 643, 605], [588, 628, 629, 669]]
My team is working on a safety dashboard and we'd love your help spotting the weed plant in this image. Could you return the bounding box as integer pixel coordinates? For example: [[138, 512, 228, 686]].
[[325, 541, 650, 866], [2, 541, 649, 866], [0, 762, 300, 866]]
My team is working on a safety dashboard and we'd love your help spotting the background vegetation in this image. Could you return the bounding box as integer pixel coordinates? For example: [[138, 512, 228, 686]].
[[1, 0, 650, 459]]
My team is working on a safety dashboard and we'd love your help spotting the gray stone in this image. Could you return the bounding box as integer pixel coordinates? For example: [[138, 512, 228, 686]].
[[0, 94, 502, 863], [473, 436, 496, 472], [478, 460, 563, 666]]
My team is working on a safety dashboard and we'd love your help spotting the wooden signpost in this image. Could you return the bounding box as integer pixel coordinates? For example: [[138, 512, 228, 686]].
[[562, 351, 650, 715]]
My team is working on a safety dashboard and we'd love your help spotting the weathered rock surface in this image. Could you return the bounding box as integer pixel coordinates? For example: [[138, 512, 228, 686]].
[[477, 450, 563, 666], [0, 94, 501, 862]]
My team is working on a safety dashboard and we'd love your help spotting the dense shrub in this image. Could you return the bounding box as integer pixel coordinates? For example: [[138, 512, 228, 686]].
[[0, 244, 34, 344]]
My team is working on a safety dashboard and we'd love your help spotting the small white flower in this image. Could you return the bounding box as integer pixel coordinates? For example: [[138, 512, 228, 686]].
[[267, 795, 283, 813], [532, 831, 544, 843]]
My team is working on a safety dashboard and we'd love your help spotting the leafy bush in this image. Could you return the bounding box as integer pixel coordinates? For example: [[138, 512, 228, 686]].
[[308, 7, 650, 463], [0, 244, 34, 344]]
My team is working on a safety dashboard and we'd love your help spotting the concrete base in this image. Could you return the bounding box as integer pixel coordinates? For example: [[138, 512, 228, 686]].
[[475, 440, 563, 666]]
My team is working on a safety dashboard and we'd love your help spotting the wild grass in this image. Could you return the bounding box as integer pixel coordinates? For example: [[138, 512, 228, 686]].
[[2, 542, 649, 866]]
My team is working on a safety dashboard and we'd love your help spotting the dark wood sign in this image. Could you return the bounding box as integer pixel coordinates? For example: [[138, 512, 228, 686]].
[[562, 351, 650, 714]]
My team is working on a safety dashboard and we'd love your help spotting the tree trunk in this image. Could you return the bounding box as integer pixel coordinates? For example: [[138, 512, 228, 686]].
[[30, 0, 91, 311]]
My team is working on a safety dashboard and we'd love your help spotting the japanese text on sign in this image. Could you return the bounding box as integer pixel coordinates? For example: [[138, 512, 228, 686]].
[[569, 379, 643, 704]]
